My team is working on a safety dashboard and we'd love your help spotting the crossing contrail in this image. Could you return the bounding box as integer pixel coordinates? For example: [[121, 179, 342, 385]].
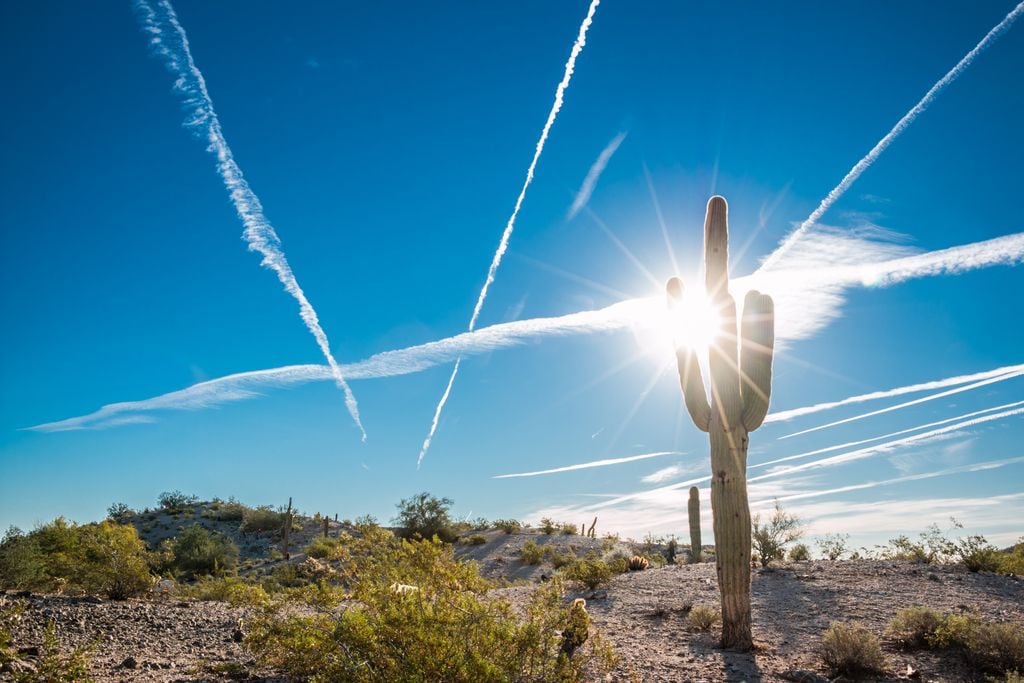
[[135, 0, 366, 440], [758, 1, 1024, 272], [418, 0, 601, 467]]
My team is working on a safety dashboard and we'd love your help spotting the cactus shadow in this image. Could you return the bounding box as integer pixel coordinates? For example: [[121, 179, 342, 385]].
[[751, 565, 844, 657]]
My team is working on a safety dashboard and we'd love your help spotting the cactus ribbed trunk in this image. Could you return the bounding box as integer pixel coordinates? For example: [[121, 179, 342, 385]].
[[688, 486, 702, 563], [668, 196, 774, 652]]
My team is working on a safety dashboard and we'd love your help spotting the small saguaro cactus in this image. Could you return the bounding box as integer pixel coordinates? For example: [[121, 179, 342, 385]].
[[667, 196, 775, 651], [688, 486, 702, 564]]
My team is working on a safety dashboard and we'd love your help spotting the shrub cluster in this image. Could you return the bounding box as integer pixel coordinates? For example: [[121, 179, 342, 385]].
[[240, 506, 290, 534], [751, 501, 804, 567], [157, 490, 198, 512], [888, 606, 1024, 675], [393, 492, 457, 543], [820, 621, 885, 676], [245, 530, 617, 682], [156, 525, 239, 579], [494, 519, 522, 534], [0, 519, 152, 599], [687, 605, 720, 631]]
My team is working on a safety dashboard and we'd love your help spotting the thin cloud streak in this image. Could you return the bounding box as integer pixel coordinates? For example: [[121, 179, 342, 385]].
[[568, 132, 626, 219], [28, 230, 1024, 432], [134, 0, 366, 440], [758, 1, 1024, 271], [418, 0, 601, 467], [493, 451, 681, 479], [766, 363, 1024, 424], [778, 370, 1024, 439]]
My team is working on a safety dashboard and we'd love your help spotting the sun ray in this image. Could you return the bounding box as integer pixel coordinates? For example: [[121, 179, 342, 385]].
[[643, 163, 681, 277], [586, 206, 663, 291]]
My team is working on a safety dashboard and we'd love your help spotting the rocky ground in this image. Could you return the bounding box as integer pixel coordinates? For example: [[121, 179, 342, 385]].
[[4, 558, 1022, 682]]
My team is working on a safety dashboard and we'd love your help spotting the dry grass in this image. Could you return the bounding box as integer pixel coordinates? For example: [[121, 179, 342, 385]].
[[820, 621, 886, 676]]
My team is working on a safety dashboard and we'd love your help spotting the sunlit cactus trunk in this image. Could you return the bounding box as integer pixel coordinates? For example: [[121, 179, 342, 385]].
[[688, 486, 702, 563], [667, 196, 775, 651]]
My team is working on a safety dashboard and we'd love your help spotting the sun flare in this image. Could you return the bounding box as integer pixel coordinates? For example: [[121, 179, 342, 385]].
[[630, 285, 723, 362]]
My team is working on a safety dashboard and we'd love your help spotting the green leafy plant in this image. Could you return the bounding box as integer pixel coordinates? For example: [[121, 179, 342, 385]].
[[462, 534, 488, 546], [788, 543, 811, 562], [495, 519, 522, 534], [393, 492, 457, 543], [157, 490, 198, 512], [751, 501, 804, 567], [240, 506, 289, 534], [520, 540, 545, 566], [164, 525, 239, 579], [539, 518, 557, 535], [563, 558, 612, 590], [888, 606, 946, 648], [816, 533, 850, 561]]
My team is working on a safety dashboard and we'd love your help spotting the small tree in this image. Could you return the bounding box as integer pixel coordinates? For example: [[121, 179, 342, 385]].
[[167, 525, 239, 578], [751, 501, 803, 567], [393, 493, 456, 543], [157, 490, 198, 512], [816, 533, 850, 561]]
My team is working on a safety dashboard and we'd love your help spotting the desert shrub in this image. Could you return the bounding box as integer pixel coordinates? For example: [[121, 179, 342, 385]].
[[563, 558, 612, 590], [462, 534, 488, 546], [245, 537, 616, 682], [1000, 540, 1024, 575], [539, 518, 557, 535], [967, 622, 1024, 674], [106, 502, 133, 522], [0, 519, 152, 599], [166, 525, 239, 579], [240, 506, 288, 534], [561, 522, 579, 536], [1, 599, 24, 666], [549, 548, 577, 569], [157, 490, 198, 512], [605, 556, 629, 575], [888, 606, 945, 648], [305, 536, 343, 559], [880, 522, 958, 564], [179, 576, 269, 607], [688, 605, 720, 631], [393, 492, 457, 543], [751, 501, 803, 567], [788, 543, 811, 562], [520, 540, 545, 566], [495, 519, 522, 534], [647, 552, 667, 569], [820, 621, 885, 676], [208, 498, 247, 522], [816, 533, 849, 561], [14, 620, 94, 682], [953, 535, 1002, 573], [930, 612, 983, 649]]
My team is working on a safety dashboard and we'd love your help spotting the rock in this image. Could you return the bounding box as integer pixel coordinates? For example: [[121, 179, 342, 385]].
[[120, 655, 138, 669]]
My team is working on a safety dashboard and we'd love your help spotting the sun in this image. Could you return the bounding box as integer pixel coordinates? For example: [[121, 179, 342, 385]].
[[628, 284, 722, 363]]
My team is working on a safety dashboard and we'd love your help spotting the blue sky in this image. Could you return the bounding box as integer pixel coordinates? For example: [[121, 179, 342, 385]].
[[2, 1, 1022, 552]]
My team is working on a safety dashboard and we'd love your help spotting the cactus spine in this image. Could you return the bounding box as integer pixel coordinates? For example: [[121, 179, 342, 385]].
[[688, 486, 702, 564], [668, 196, 775, 651]]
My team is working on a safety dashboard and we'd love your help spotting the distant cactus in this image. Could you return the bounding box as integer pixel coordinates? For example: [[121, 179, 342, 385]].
[[587, 517, 597, 539], [688, 486, 702, 563], [628, 555, 650, 571], [668, 196, 775, 651]]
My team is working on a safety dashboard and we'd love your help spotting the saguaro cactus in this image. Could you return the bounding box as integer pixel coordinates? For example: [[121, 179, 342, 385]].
[[688, 486, 702, 564], [667, 196, 775, 650]]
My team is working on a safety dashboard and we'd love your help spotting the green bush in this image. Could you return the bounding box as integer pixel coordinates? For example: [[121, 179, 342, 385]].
[[888, 606, 945, 648], [495, 519, 522, 534], [751, 501, 803, 567], [240, 506, 288, 534], [305, 536, 343, 559], [1000, 540, 1024, 575], [930, 612, 983, 649], [816, 533, 850, 560], [968, 622, 1024, 674], [245, 535, 617, 682], [687, 605, 720, 631], [954, 535, 1002, 572], [539, 518, 557, 535], [560, 522, 579, 536], [788, 543, 811, 562], [393, 492, 457, 543], [520, 540, 545, 566], [549, 548, 577, 569], [208, 498, 247, 522], [563, 558, 612, 590], [820, 621, 885, 676], [462, 534, 488, 546], [157, 490, 198, 512], [11, 620, 94, 682], [178, 576, 270, 607], [166, 525, 239, 579], [0, 519, 152, 599], [106, 502, 133, 522]]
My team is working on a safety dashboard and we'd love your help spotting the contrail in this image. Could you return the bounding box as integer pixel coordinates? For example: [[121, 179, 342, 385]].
[[493, 450, 680, 479], [28, 230, 1024, 432], [568, 132, 627, 219], [753, 456, 1024, 506], [765, 362, 1024, 424], [758, 2, 1024, 272], [418, 0, 601, 467], [777, 369, 1024, 439], [134, 0, 366, 440]]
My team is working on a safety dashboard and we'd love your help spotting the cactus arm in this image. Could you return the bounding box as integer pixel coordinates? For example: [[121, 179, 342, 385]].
[[688, 486, 702, 563], [740, 291, 775, 431], [667, 277, 710, 431]]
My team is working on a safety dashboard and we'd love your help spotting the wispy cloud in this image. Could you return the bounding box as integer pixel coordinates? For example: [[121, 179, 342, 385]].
[[28, 230, 1024, 432], [568, 132, 626, 219], [418, 0, 602, 467], [493, 450, 680, 479], [641, 461, 705, 484], [777, 370, 1024, 439], [134, 0, 366, 440], [758, 1, 1024, 271], [766, 363, 1024, 424]]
